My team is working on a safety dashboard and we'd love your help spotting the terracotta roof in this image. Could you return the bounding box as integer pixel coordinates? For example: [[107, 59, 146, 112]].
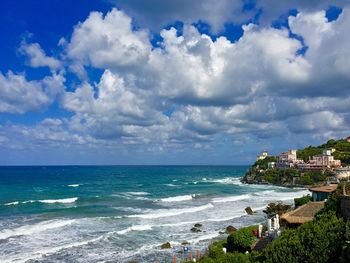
[[281, 201, 325, 224], [309, 184, 337, 193]]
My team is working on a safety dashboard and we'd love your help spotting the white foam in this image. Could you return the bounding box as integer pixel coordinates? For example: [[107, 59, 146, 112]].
[[4, 201, 19, 206], [67, 184, 80, 188], [159, 194, 195, 202], [4, 235, 104, 263], [164, 183, 178, 187], [212, 194, 251, 203], [208, 177, 242, 185], [128, 203, 214, 219], [125, 192, 150, 196], [38, 197, 78, 204], [116, 224, 153, 235], [207, 215, 243, 222], [0, 219, 75, 240], [188, 232, 220, 244], [7, 197, 78, 205], [160, 221, 199, 227]]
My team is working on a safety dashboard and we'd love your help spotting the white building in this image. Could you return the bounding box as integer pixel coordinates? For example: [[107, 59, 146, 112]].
[[256, 151, 269, 161]]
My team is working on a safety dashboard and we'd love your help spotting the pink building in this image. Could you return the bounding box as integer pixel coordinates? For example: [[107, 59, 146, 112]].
[[277, 150, 303, 168], [299, 149, 342, 170]]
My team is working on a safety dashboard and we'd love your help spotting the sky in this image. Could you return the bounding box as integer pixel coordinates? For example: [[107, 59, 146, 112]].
[[0, 0, 349, 165]]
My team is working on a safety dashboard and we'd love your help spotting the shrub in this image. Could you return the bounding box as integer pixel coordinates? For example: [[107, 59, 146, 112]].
[[294, 195, 312, 207], [262, 212, 345, 263], [208, 239, 227, 259], [263, 202, 292, 218], [227, 225, 258, 253]]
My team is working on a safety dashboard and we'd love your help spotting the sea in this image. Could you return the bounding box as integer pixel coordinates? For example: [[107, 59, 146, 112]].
[[0, 166, 309, 263]]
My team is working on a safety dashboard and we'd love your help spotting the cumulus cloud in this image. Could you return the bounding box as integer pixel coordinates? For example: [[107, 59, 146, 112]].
[[2, 4, 350, 163], [110, 0, 247, 33], [109, 0, 350, 33], [19, 41, 62, 71], [57, 7, 350, 147], [0, 71, 65, 114], [67, 9, 151, 69]]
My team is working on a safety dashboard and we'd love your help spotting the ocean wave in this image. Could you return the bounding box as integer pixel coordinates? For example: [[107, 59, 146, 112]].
[[212, 194, 251, 203], [164, 183, 178, 187], [38, 198, 78, 204], [188, 232, 220, 244], [0, 219, 75, 240], [124, 191, 150, 196], [116, 224, 153, 235], [4, 201, 19, 206], [128, 203, 214, 219], [3, 235, 104, 263], [3, 197, 78, 206], [207, 215, 243, 222], [67, 184, 80, 188], [158, 194, 196, 202], [206, 177, 242, 185]]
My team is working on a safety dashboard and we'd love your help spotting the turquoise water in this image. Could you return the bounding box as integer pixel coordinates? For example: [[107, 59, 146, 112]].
[[0, 166, 309, 262]]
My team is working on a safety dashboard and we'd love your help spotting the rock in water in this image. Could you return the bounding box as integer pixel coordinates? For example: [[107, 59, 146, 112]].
[[160, 242, 171, 249], [194, 223, 203, 228], [245, 206, 254, 215], [191, 227, 202, 233], [226, 225, 237, 234]]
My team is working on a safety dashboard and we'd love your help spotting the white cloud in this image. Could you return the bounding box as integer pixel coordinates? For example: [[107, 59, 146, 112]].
[[2, 5, 350, 161], [19, 42, 62, 71], [0, 71, 64, 114], [67, 9, 151, 69], [58, 7, 350, 146]]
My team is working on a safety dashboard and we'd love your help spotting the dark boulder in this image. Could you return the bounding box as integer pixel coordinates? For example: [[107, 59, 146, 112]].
[[160, 242, 171, 249], [245, 206, 254, 215], [190, 227, 202, 233]]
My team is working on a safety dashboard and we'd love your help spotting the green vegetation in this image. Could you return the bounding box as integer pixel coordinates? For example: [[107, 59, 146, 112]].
[[189, 191, 349, 263], [297, 139, 350, 165], [262, 212, 345, 263], [297, 171, 327, 185], [263, 202, 292, 218], [243, 137, 350, 186], [253, 156, 278, 169], [262, 168, 298, 185], [227, 225, 258, 253], [294, 195, 312, 207]]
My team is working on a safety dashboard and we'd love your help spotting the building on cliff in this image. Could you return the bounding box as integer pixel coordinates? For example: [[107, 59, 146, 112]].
[[277, 150, 304, 168], [298, 149, 341, 170], [256, 151, 269, 161]]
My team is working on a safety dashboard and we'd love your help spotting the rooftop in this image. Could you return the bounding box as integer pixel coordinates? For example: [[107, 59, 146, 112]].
[[309, 184, 338, 193], [281, 201, 325, 224]]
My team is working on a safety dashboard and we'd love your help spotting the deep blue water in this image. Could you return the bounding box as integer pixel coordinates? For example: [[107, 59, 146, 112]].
[[0, 166, 308, 262]]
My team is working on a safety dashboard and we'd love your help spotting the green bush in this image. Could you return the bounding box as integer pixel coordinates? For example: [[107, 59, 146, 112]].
[[294, 195, 312, 207], [253, 156, 278, 169], [227, 225, 258, 253], [262, 168, 299, 185], [208, 239, 227, 259], [263, 202, 292, 218], [297, 171, 327, 186], [262, 212, 345, 263]]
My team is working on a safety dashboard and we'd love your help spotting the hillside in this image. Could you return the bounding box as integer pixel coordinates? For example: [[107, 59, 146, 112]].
[[297, 139, 350, 166], [242, 137, 350, 186]]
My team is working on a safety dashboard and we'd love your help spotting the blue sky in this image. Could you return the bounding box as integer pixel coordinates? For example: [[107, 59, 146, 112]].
[[0, 0, 349, 165]]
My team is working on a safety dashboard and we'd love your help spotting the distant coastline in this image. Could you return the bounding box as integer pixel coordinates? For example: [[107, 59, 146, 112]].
[[241, 137, 350, 187]]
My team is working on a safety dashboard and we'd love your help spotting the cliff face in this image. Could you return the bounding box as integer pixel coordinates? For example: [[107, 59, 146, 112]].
[[241, 167, 298, 186]]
